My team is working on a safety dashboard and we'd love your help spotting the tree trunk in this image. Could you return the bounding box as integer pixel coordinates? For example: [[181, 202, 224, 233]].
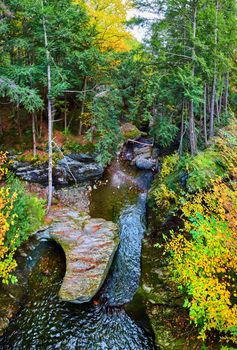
[[78, 76, 87, 136], [64, 96, 67, 131], [189, 3, 197, 156], [189, 100, 197, 156], [219, 88, 223, 117], [209, 0, 218, 138], [42, 2, 53, 213], [210, 71, 217, 138], [39, 109, 43, 139], [224, 71, 229, 115], [16, 104, 22, 139], [179, 101, 185, 156], [203, 83, 208, 146], [207, 85, 211, 114], [32, 113, 37, 157]]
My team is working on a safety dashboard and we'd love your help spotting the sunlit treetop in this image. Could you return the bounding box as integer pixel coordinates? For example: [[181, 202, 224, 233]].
[[75, 0, 133, 52]]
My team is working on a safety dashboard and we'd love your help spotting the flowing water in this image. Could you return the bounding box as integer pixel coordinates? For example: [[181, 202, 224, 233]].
[[0, 157, 156, 350]]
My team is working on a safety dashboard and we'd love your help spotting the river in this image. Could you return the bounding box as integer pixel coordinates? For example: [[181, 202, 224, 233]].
[[0, 156, 156, 349]]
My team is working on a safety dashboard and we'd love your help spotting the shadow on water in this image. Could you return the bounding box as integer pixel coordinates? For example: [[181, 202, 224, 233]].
[[89, 158, 153, 221], [0, 158, 156, 350], [100, 194, 147, 307]]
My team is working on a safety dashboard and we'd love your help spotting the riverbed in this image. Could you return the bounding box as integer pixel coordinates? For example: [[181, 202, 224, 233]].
[[0, 157, 156, 349]]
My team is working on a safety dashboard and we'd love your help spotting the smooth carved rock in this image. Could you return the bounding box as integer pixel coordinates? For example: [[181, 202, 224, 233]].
[[40, 209, 119, 303]]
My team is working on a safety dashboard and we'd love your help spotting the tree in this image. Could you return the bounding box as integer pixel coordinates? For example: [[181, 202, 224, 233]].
[[78, 0, 133, 52], [134, 0, 237, 153], [41, 0, 53, 212]]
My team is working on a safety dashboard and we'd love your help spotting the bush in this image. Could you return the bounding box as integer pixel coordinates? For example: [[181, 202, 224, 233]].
[[150, 120, 237, 218], [149, 152, 180, 218], [166, 180, 237, 344], [0, 154, 45, 284], [150, 121, 237, 345], [5, 175, 45, 248], [150, 117, 179, 148]]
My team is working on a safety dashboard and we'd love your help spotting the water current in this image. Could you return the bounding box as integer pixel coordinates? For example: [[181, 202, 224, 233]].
[[0, 158, 156, 350]]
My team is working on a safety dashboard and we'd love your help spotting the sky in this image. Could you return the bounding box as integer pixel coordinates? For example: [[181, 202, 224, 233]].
[[127, 8, 146, 42], [127, 8, 158, 42]]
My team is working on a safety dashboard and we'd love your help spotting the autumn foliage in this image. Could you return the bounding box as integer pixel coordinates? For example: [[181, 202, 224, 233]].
[[0, 152, 18, 283], [76, 0, 133, 52], [0, 152, 45, 284], [151, 122, 237, 344], [167, 180, 237, 343]]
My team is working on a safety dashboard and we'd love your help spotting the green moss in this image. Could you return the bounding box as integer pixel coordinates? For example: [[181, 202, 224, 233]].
[[120, 123, 141, 140], [63, 139, 95, 154]]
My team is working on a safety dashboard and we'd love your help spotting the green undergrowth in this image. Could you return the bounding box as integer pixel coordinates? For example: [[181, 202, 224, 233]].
[[1, 173, 45, 284], [150, 120, 237, 347], [149, 120, 237, 221]]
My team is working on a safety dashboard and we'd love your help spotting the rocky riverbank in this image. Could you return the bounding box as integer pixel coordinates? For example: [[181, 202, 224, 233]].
[[11, 153, 104, 186]]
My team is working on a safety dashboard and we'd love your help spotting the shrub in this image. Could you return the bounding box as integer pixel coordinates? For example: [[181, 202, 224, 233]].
[[166, 180, 237, 344], [150, 120, 237, 219], [150, 152, 180, 217], [150, 121, 237, 345], [150, 117, 179, 148], [0, 154, 45, 284]]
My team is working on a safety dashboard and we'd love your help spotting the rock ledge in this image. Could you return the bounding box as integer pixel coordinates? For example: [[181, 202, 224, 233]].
[[39, 208, 119, 303]]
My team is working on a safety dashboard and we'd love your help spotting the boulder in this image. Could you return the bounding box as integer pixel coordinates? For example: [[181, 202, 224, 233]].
[[131, 145, 157, 170], [38, 208, 119, 303], [0, 317, 9, 336], [135, 157, 157, 170], [11, 154, 104, 186], [120, 123, 142, 140], [133, 146, 152, 158]]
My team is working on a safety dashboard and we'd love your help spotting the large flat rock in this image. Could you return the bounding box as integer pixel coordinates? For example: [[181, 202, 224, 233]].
[[11, 153, 104, 186], [42, 208, 119, 303]]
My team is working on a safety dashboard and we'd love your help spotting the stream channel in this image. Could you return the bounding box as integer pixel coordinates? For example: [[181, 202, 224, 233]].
[[0, 152, 157, 350]]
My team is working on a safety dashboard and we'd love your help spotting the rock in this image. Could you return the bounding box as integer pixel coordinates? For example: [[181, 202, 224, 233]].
[[134, 146, 152, 158], [11, 154, 104, 186], [131, 145, 157, 170], [54, 185, 90, 212], [121, 123, 142, 140], [38, 208, 119, 303], [135, 157, 157, 170], [0, 317, 9, 336], [67, 153, 95, 163]]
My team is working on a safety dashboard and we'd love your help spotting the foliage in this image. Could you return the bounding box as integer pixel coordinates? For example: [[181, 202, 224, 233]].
[[0, 77, 43, 112], [184, 149, 226, 193], [149, 122, 237, 344], [135, 0, 237, 153], [153, 183, 178, 212], [185, 121, 237, 192], [150, 121, 237, 217], [77, 0, 133, 52], [151, 117, 179, 148], [150, 152, 179, 214], [166, 179, 237, 344], [5, 175, 45, 246], [0, 154, 45, 284], [160, 153, 179, 180], [17, 151, 63, 167], [63, 139, 95, 154], [87, 89, 123, 165]]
